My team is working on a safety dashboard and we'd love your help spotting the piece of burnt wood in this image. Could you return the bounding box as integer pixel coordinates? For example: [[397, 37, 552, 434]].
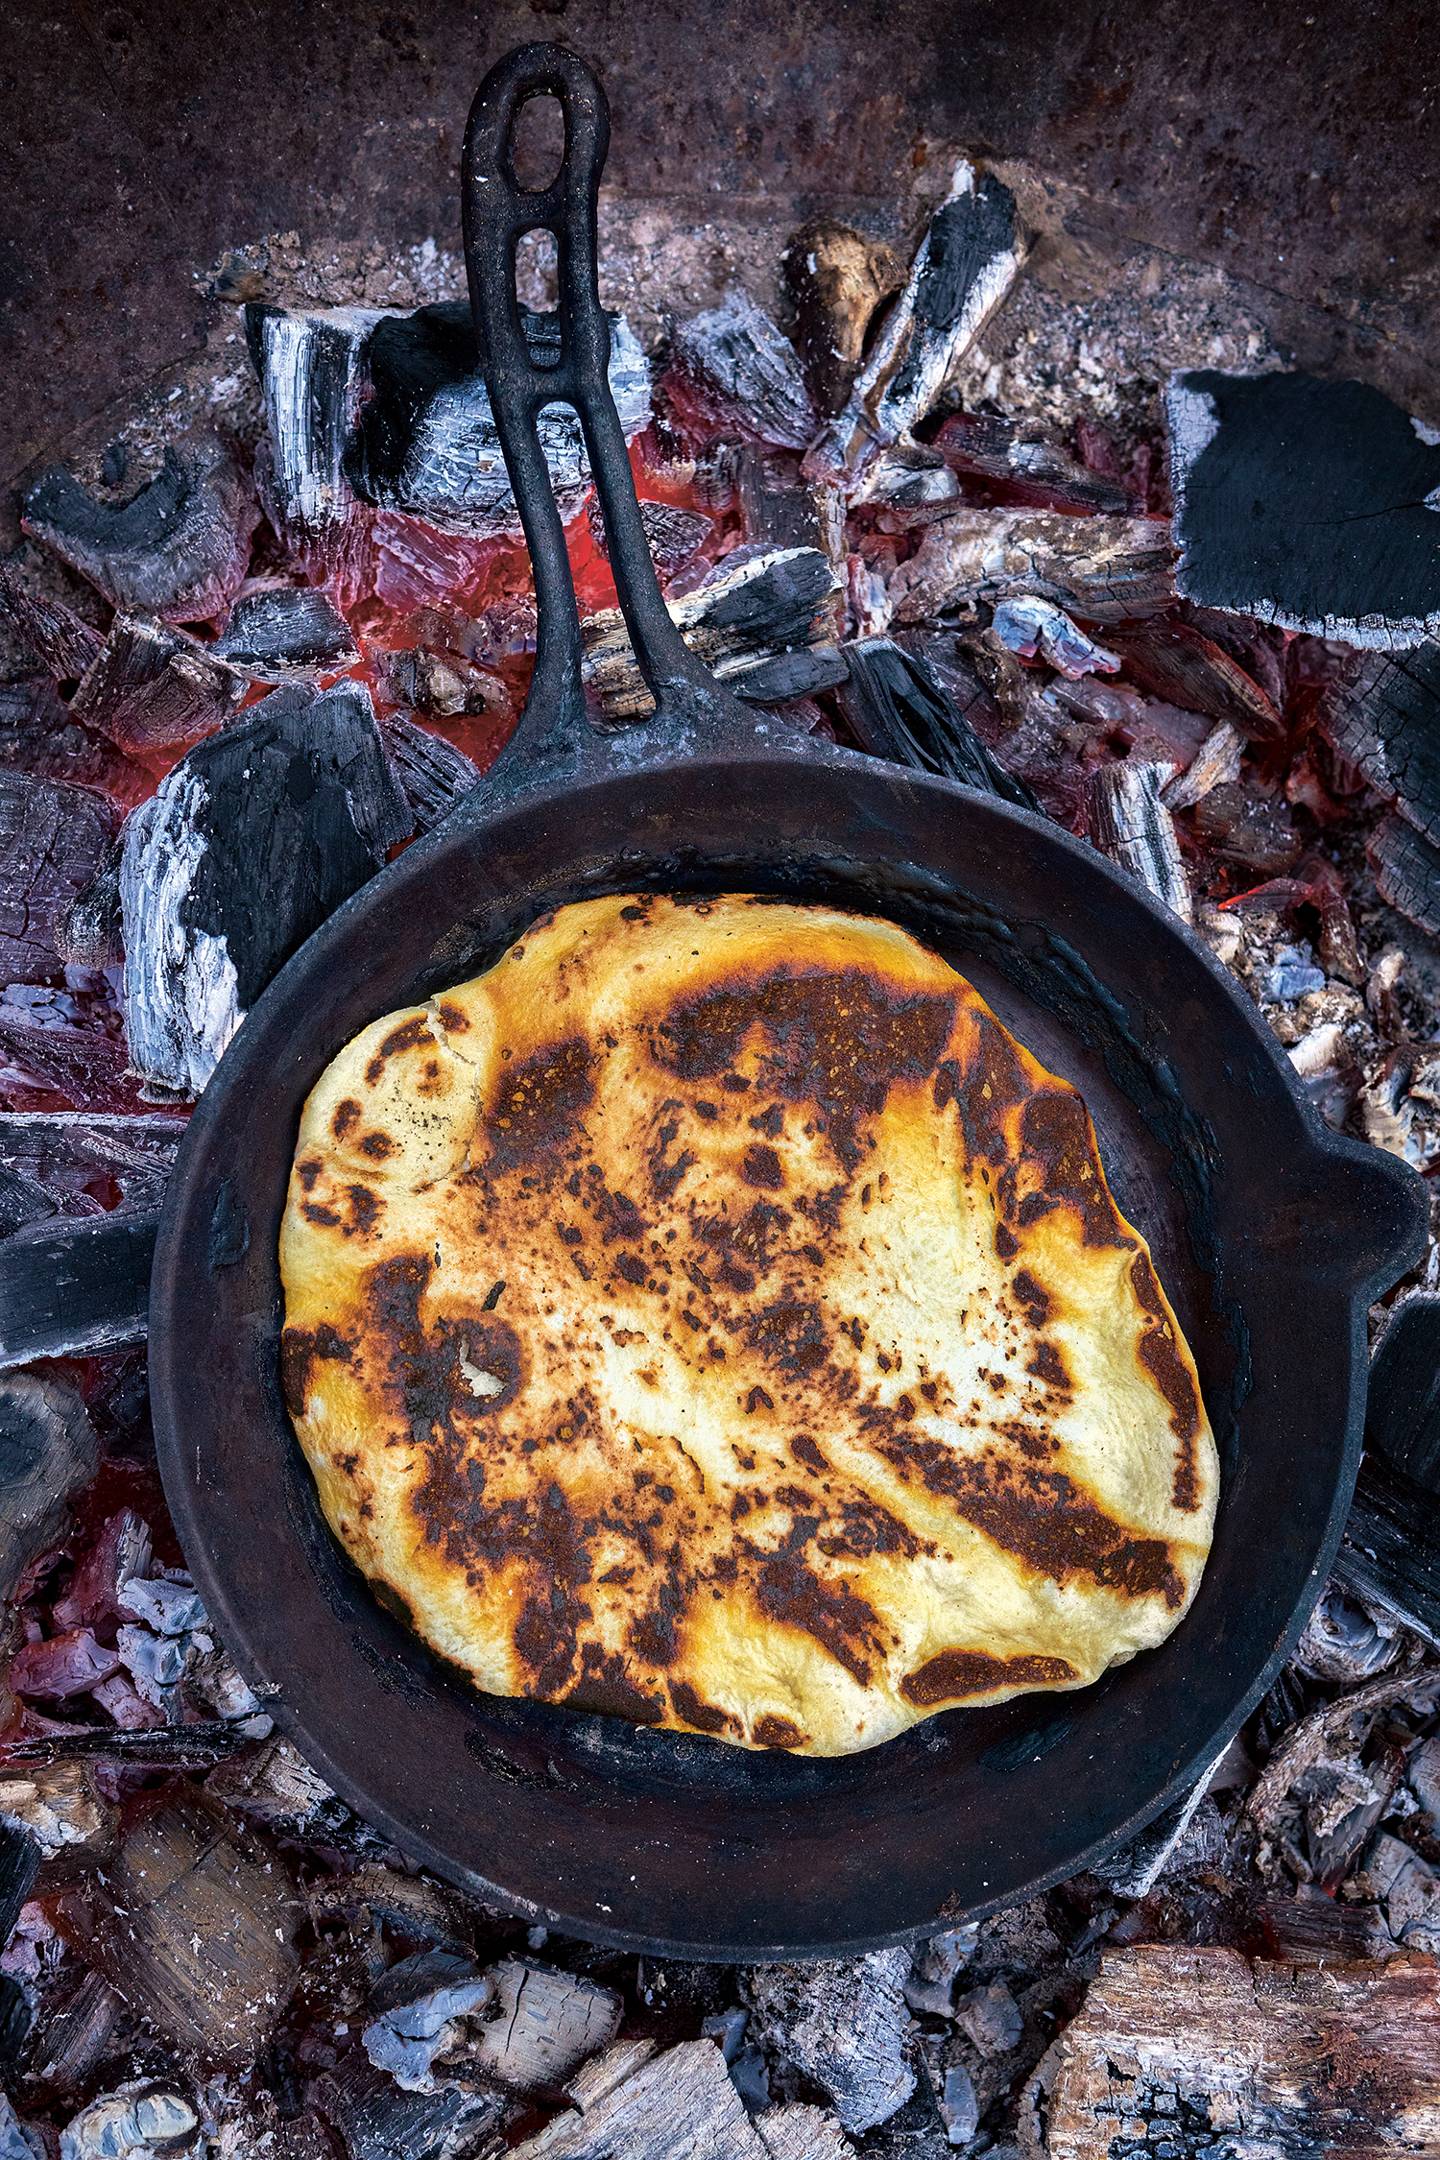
[[989, 597, 1117, 679], [312, 2053, 510, 2160], [0, 1373, 98, 1597], [1329, 641, 1440, 843], [0, 1761, 117, 1869], [309, 1862, 475, 1958], [779, 221, 899, 419], [69, 614, 245, 753], [0, 1011, 144, 1114], [756, 2106, 855, 2160], [669, 290, 818, 452], [1105, 620, 1284, 742], [743, 1952, 915, 2135], [246, 304, 381, 591], [1166, 370, 1440, 649], [836, 636, 1040, 811], [22, 434, 259, 626], [0, 563, 104, 683], [1192, 780, 1303, 877], [0, 1823, 39, 1945], [587, 495, 712, 582], [732, 449, 841, 557], [344, 300, 651, 539], [1161, 719, 1247, 812], [91, 1793, 301, 2066], [509, 2037, 767, 2160], [378, 712, 483, 834], [0, 1111, 182, 1222], [0, 772, 114, 984], [57, 834, 124, 970], [1088, 763, 1193, 922], [0, 1721, 256, 1770], [0, 1213, 156, 1367], [206, 1735, 348, 1839], [23, 1969, 125, 2102], [1369, 811, 1440, 940], [888, 508, 1174, 626], [1026, 1945, 1440, 2159], [374, 648, 506, 722], [853, 439, 961, 512], [807, 163, 1024, 489], [468, 1961, 621, 2093], [932, 412, 1139, 516], [1336, 1296, 1440, 1649], [119, 679, 411, 1096], [582, 546, 844, 720], [0, 679, 142, 803], [211, 584, 360, 681]]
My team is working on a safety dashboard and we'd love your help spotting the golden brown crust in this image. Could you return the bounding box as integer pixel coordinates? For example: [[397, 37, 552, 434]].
[[279, 895, 1217, 1755]]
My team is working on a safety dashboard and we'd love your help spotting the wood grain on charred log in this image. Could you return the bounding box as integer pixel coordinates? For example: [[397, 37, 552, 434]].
[[0, 771, 114, 984], [1088, 762, 1193, 922], [888, 508, 1174, 627]]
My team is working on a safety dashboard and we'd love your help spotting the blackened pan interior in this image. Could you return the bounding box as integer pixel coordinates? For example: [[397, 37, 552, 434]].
[[149, 745, 1421, 1957]]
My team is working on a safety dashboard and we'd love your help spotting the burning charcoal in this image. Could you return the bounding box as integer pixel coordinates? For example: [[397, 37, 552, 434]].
[[0, 1374, 98, 1601], [22, 434, 258, 625], [507, 2038, 762, 2159], [378, 712, 482, 834], [0, 679, 144, 804], [119, 1577, 206, 1635], [807, 163, 1024, 490], [932, 411, 1139, 515], [310, 1863, 474, 1958], [780, 221, 898, 420], [53, 1508, 154, 1630], [467, 1960, 621, 2092], [888, 509, 1174, 626], [837, 636, 1039, 810], [582, 546, 843, 720], [757, 2106, 855, 2159], [0, 1822, 39, 1947], [1371, 813, 1440, 939], [989, 597, 1118, 678], [26, 1970, 125, 2102], [0, 1763, 116, 1865], [120, 679, 410, 1095], [58, 837, 124, 970], [669, 289, 818, 451], [362, 1951, 495, 2093], [1328, 642, 1440, 844], [1160, 718, 1246, 812], [0, 1000, 142, 1111], [374, 646, 506, 722], [587, 494, 713, 580], [347, 300, 651, 538], [1044, 672, 1212, 768], [57, 2083, 199, 2160], [370, 514, 497, 613], [743, 1952, 915, 2135], [903, 1927, 975, 2020], [0, 565, 103, 683], [69, 615, 244, 754], [1088, 763, 1192, 922], [1104, 619, 1283, 742], [953, 1981, 1022, 2060], [210, 584, 360, 681], [1166, 370, 1440, 648], [852, 440, 960, 512], [1192, 780, 1302, 876], [9, 1629, 121, 1701], [246, 304, 381, 589], [930, 2057, 979, 2146], [205, 1735, 346, 1838], [0, 773, 115, 985], [314, 2054, 509, 2160], [91, 1793, 301, 2065]]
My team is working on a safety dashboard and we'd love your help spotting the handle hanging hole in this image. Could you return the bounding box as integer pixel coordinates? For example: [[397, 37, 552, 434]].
[[506, 90, 566, 193], [516, 227, 560, 312]]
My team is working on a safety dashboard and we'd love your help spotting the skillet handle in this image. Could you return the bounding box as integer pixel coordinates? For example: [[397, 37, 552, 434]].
[[463, 44, 729, 757]]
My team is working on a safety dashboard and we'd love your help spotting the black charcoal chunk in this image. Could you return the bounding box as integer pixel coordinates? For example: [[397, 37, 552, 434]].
[[0, 678, 140, 799], [0, 1213, 156, 1367], [1167, 370, 1440, 648], [22, 432, 259, 624], [1338, 1297, 1440, 1648], [57, 835, 124, 969], [780, 219, 900, 418], [670, 288, 818, 451], [733, 447, 838, 556], [379, 711, 482, 833], [70, 614, 244, 753], [119, 680, 412, 1095], [837, 636, 1041, 811], [246, 303, 380, 587], [211, 584, 360, 680], [1369, 812, 1440, 940], [0, 771, 115, 983], [0, 1109, 184, 1220], [587, 494, 713, 580], [0, 562, 104, 682], [0, 1372, 99, 1597], [935, 410, 1139, 515], [1329, 642, 1440, 845], [1089, 761, 1194, 921]]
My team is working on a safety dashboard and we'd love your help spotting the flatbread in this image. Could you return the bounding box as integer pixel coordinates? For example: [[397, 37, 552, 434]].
[[279, 893, 1217, 1756]]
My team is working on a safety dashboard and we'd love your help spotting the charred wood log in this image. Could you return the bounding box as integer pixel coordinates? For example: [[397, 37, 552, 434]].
[[1166, 370, 1440, 649], [807, 163, 1024, 490], [509, 2036, 766, 2159], [1336, 1295, 1440, 1649], [0, 563, 104, 683], [0, 1720, 256, 1770], [1191, 780, 1303, 877], [587, 494, 712, 582], [22, 1969, 125, 2103], [932, 411, 1139, 515], [0, 1761, 117, 1869], [779, 220, 899, 419], [21, 434, 258, 626], [1088, 762, 1193, 922], [0, 1373, 98, 1599], [836, 636, 1040, 810], [0, 1011, 146, 1114], [1369, 812, 1440, 940], [888, 508, 1174, 626], [582, 546, 844, 720], [756, 2105, 855, 2160], [378, 712, 482, 834], [57, 832, 124, 970], [210, 583, 360, 681], [1160, 719, 1246, 812], [0, 1213, 154, 1366], [0, 772, 115, 983], [69, 615, 244, 754], [1328, 641, 1440, 844], [0, 678, 143, 802], [119, 680, 410, 1095], [669, 289, 818, 451], [312, 2050, 509, 2160], [206, 1735, 348, 1840], [246, 303, 381, 592], [732, 449, 840, 557], [742, 1952, 915, 2135], [1105, 619, 1283, 742]]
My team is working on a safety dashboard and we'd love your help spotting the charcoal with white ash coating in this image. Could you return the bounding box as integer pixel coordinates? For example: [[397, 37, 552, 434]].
[[779, 220, 899, 419], [0, 773, 115, 985], [743, 1951, 915, 2134], [836, 635, 1041, 811], [379, 710, 484, 834], [888, 508, 1175, 626], [667, 289, 818, 451], [1087, 762, 1193, 922], [0, 1112, 180, 1235], [68, 616, 244, 755], [0, 565, 104, 685], [245, 304, 381, 591], [0, 1374, 98, 1602], [731, 447, 841, 557], [118, 679, 411, 1096], [932, 411, 1140, 516], [21, 434, 259, 626], [210, 583, 360, 681], [0, 679, 140, 802]]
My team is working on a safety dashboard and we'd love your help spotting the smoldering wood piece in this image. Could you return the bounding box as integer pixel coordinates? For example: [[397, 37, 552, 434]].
[[1192, 780, 1302, 878], [466, 1961, 622, 2093], [0, 771, 115, 984], [0, 678, 142, 802], [733, 449, 842, 555], [779, 220, 899, 418], [374, 648, 506, 721], [1105, 620, 1283, 742], [509, 2037, 768, 2159], [0, 1372, 98, 1597], [0, 1011, 146, 1114], [586, 494, 713, 580], [90, 1793, 301, 2066], [0, 1163, 55, 1238], [755, 2106, 855, 2160], [743, 1952, 915, 2135], [0, 1206, 156, 1369], [211, 583, 360, 681], [836, 636, 1040, 810], [312, 2052, 509, 2160], [888, 508, 1175, 627], [345, 300, 651, 539], [1167, 369, 1440, 649], [69, 613, 245, 753], [1, 1720, 256, 1768], [0, 563, 104, 682], [932, 411, 1139, 515], [0, 1110, 183, 1222], [1091, 1749, 1229, 1900], [21, 433, 259, 625], [309, 1862, 475, 1957], [582, 546, 843, 720], [378, 711, 482, 833], [1328, 641, 1440, 844], [669, 289, 818, 452], [23, 1969, 125, 2101], [0, 1823, 40, 1943], [1369, 811, 1440, 940], [1160, 718, 1246, 811], [246, 303, 380, 587], [1030, 1945, 1440, 2160], [1088, 763, 1193, 922], [206, 1735, 347, 1838], [852, 439, 960, 511], [807, 163, 1024, 488], [57, 832, 123, 971], [0, 1761, 117, 1868], [1337, 1296, 1440, 1649], [988, 596, 1117, 679], [119, 679, 411, 1096]]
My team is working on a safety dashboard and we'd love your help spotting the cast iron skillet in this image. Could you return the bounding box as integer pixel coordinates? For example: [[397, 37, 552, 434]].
[[23, 44, 1430, 1956]]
